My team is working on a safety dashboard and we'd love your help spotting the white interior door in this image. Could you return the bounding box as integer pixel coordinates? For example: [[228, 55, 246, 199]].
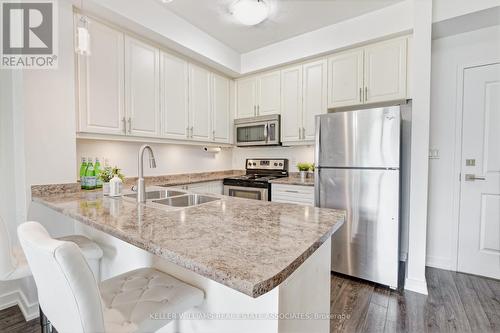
[[458, 63, 500, 279], [125, 36, 160, 137]]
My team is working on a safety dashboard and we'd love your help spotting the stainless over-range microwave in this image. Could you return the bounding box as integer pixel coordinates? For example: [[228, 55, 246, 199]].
[[234, 114, 281, 147]]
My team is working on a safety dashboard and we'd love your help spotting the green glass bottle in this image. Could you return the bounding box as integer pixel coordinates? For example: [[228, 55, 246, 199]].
[[85, 158, 96, 190], [95, 158, 102, 188], [79, 157, 87, 189]]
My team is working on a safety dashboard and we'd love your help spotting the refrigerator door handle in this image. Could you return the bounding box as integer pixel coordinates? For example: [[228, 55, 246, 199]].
[[314, 116, 321, 207]]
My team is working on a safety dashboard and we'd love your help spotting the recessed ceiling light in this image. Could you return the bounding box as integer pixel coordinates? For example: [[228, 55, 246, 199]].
[[161, 0, 173, 3], [232, 0, 269, 26]]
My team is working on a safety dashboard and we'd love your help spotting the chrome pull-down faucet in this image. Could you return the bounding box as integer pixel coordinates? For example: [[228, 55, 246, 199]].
[[137, 144, 156, 203]]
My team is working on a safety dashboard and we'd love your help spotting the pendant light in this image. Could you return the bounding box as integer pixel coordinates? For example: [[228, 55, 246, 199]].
[[75, 0, 91, 55]]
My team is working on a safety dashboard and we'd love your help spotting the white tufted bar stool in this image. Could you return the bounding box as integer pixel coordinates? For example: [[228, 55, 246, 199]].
[[18, 221, 205, 333], [0, 216, 103, 282]]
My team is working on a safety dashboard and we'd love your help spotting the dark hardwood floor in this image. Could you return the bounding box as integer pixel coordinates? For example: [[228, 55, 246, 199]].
[[1, 267, 498, 333]]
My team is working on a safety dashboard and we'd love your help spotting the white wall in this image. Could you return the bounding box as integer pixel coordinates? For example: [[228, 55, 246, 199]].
[[426, 24, 500, 270], [76, 140, 234, 178]]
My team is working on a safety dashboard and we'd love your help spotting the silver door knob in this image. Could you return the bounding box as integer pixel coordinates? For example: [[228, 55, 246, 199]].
[[465, 174, 486, 181]]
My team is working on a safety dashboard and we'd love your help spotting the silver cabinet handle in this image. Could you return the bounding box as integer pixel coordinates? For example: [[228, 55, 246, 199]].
[[213, 130, 216, 141], [365, 87, 368, 101], [465, 174, 486, 181], [186, 127, 190, 138], [190, 126, 194, 138], [264, 124, 268, 142], [359, 87, 362, 102], [254, 105, 256, 116], [298, 127, 302, 140], [285, 190, 300, 193], [257, 105, 260, 115], [122, 117, 127, 134], [302, 127, 306, 139], [127, 117, 132, 134]]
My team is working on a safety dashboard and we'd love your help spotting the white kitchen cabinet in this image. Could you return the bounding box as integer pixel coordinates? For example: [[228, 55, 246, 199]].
[[280, 60, 327, 144], [236, 70, 281, 118], [302, 59, 327, 140], [364, 38, 407, 103], [77, 16, 125, 135], [189, 64, 212, 141], [257, 70, 281, 116], [281, 66, 302, 142], [211, 73, 230, 143], [236, 77, 257, 118], [160, 52, 189, 140], [327, 49, 364, 108], [327, 37, 408, 109], [271, 184, 314, 206], [124, 36, 160, 137]]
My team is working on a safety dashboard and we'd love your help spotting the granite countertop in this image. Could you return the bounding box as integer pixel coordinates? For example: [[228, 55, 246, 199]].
[[270, 173, 315, 187], [32, 186, 344, 298]]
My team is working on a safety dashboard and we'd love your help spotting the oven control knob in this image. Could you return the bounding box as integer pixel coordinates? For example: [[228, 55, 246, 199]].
[[274, 163, 278, 166], [279, 163, 283, 166]]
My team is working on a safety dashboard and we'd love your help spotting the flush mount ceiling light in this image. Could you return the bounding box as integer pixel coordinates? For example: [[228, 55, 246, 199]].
[[232, 0, 269, 26]]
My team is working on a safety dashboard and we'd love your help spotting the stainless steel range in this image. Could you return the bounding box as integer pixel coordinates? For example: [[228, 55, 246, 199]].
[[223, 159, 289, 201]]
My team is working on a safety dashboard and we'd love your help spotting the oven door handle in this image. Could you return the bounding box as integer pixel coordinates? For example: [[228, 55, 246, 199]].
[[264, 124, 269, 143]]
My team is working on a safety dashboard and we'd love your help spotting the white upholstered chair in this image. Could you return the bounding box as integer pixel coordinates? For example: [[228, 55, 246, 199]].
[[0, 216, 103, 282], [18, 221, 205, 333]]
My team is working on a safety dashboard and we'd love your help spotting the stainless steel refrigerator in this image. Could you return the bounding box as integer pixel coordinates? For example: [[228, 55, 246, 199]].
[[314, 106, 401, 289]]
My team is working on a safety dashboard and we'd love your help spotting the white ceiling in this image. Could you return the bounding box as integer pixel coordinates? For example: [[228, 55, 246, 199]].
[[161, 0, 404, 53]]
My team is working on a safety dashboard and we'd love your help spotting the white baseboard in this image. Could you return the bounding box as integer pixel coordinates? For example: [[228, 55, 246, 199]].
[[404, 277, 428, 295], [426, 255, 454, 270], [0, 289, 39, 321]]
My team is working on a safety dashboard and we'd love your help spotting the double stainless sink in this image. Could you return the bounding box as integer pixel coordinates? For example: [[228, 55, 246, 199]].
[[123, 189, 220, 208]]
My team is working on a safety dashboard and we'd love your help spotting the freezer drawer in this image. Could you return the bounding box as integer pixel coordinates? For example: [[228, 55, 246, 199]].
[[316, 107, 400, 168], [317, 168, 400, 288]]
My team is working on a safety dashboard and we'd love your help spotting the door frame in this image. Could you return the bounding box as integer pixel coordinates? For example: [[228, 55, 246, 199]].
[[451, 59, 500, 271]]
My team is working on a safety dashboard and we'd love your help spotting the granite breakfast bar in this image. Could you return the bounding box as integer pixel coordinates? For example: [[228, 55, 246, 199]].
[[31, 183, 345, 333]]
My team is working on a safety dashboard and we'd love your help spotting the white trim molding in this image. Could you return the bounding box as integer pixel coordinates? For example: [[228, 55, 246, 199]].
[[426, 255, 454, 270], [404, 277, 429, 295], [0, 289, 39, 321]]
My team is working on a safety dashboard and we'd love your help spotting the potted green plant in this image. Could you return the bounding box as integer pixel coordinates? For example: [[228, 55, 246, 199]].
[[99, 166, 125, 195], [297, 162, 313, 181]]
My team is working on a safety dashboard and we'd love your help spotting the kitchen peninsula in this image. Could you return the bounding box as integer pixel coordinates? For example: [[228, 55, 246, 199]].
[[32, 184, 345, 333]]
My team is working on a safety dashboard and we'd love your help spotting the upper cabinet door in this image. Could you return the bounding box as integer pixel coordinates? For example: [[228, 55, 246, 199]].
[[327, 49, 364, 108], [280, 66, 302, 143], [364, 38, 407, 104], [302, 59, 327, 141], [160, 52, 189, 140], [77, 17, 125, 135], [212, 73, 230, 143], [236, 77, 257, 118], [125, 36, 160, 137], [189, 64, 212, 141], [257, 70, 281, 116]]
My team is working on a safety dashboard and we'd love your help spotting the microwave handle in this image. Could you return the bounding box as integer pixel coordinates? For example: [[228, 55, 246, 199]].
[[264, 123, 269, 142]]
